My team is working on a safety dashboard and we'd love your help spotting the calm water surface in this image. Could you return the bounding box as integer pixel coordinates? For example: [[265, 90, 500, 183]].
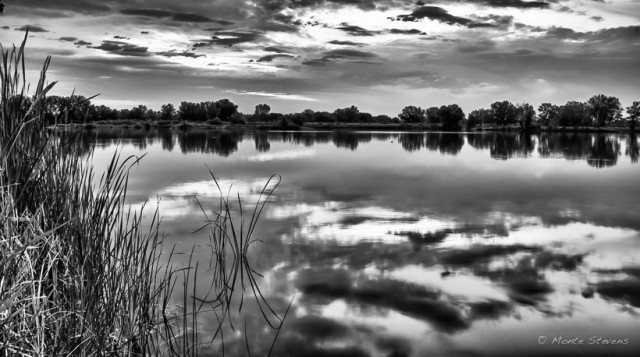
[[88, 128, 640, 357]]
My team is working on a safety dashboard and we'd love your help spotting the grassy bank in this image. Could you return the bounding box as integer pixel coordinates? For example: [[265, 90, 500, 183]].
[[1, 34, 285, 356]]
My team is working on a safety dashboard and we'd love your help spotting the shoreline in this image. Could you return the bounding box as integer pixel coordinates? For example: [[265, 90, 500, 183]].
[[49, 120, 639, 133]]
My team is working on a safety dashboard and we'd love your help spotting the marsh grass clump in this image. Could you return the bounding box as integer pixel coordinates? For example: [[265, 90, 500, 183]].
[[0, 31, 170, 356], [1, 33, 286, 356]]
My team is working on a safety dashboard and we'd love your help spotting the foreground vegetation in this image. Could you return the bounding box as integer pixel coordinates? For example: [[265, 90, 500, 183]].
[[1, 34, 285, 356]]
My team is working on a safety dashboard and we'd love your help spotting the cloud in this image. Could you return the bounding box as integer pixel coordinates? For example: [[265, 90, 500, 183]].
[[289, 316, 350, 341], [545, 25, 640, 41], [59, 37, 77, 42], [263, 46, 295, 53], [74, 40, 92, 46], [303, 49, 379, 66], [323, 49, 378, 59], [468, 14, 514, 29], [328, 40, 366, 46], [296, 269, 471, 333], [120, 8, 234, 24], [91, 41, 149, 56], [389, 28, 425, 35], [119, 8, 174, 18], [195, 31, 265, 48], [445, 0, 550, 8], [170, 13, 217, 22], [12, 0, 111, 14], [257, 54, 295, 62], [156, 51, 204, 58], [15, 25, 48, 32], [336, 24, 381, 36], [396, 6, 473, 26]]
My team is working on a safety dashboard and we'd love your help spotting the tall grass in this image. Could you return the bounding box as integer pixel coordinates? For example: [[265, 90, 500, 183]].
[[1, 32, 285, 356]]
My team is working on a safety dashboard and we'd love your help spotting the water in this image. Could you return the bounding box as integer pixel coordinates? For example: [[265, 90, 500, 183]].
[[88, 128, 640, 357]]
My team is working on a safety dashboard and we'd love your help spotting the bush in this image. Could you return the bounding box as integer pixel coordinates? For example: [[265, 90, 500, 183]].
[[206, 117, 224, 125], [229, 113, 248, 125]]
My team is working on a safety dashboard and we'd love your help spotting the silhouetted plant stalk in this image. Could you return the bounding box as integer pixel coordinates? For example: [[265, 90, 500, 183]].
[[1, 32, 286, 356]]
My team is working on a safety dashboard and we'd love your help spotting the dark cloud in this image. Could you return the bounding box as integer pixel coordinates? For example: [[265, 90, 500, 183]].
[[469, 14, 514, 29], [324, 49, 378, 59], [12, 0, 111, 14], [59, 37, 77, 42], [254, 0, 383, 14], [91, 41, 149, 56], [264, 46, 294, 53], [389, 28, 425, 35], [170, 13, 217, 22], [204, 19, 237, 26], [592, 266, 640, 308], [119, 8, 174, 18], [337, 25, 380, 36], [395, 229, 453, 246], [289, 315, 350, 341], [439, 244, 541, 266], [468, 299, 513, 320], [74, 40, 92, 46], [257, 54, 295, 62], [193, 31, 265, 48], [396, 6, 473, 26], [15, 25, 48, 32], [545, 26, 640, 41], [296, 270, 471, 333], [113, 35, 130, 40], [303, 49, 379, 66], [328, 40, 366, 46], [120, 8, 232, 24], [446, 0, 550, 8], [156, 51, 204, 58], [595, 278, 640, 308]]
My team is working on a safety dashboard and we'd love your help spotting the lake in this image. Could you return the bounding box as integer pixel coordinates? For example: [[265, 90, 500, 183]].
[[87, 128, 640, 357]]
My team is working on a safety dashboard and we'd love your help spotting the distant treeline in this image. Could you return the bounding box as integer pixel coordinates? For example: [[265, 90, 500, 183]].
[[8, 93, 640, 130]]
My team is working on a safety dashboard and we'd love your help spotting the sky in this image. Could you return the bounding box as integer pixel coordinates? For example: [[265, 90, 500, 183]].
[[0, 0, 638, 115]]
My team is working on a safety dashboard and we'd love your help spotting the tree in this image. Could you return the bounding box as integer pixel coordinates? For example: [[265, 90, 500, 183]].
[[425, 107, 440, 124], [490, 101, 517, 127], [588, 94, 621, 127], [517, 103, 536, 131], [439, 104, 464, 131], [558, 101, 590, 127], [467, 108, 492, 130], [129, 105, 148, 119], [202, 101, 220, 120], [626, 101, 639, 131], [215, 99, 238, 120], [398, 106, 425, 123], [373, 114, 392, 123], [334, 106, 360, 122], [160, 103, 176, 120], [537, 103, 559, 127], [92, 105, 118, 121], [254, 104, 271, 117], [145, 108, 158, 121]]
